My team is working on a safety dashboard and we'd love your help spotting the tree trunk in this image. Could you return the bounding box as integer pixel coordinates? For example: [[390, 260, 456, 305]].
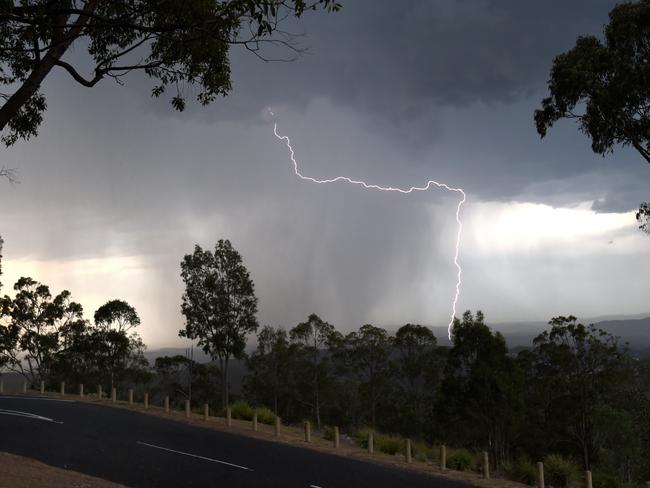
[[222, 358, 229, 409], [315, 386, 321, 430], [371, 386, 376, 428]]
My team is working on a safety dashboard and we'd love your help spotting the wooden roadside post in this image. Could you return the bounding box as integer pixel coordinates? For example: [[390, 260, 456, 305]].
[[164, 396, 169, 413], [537, 462, 544, 488], [252, 410, 258, 432], [144, 393, 149, 409], [97, 385, 102, 399], [304, 421, 311, 442], [185, 399, 190, 418], [585, 471, 592, 488], [368, 432, 374, 454], [0, 378, 4, 393], [203, 404, 209, 420], [333, 426, 340, 449], [22, 379, 27, 393], [483, 451, 490, 479], [275, 416, 281, 437], [40, 381, 44, 395], [79, 384, 84, 397], [406, 439, 412, 463], [128, 389, 133, 405], [111, 387, 116, 403], [60, 381, 65, 396], [226, 407, 232, 427], [441, 445, 447, 471]]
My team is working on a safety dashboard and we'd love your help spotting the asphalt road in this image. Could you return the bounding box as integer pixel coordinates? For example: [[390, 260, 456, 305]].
[[0, 396, 472, 488]]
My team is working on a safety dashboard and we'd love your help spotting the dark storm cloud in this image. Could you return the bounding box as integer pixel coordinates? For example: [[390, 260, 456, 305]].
[[3, 0, 648, 347], [123, 0, 648, 211], [141, 0, 616, 123]]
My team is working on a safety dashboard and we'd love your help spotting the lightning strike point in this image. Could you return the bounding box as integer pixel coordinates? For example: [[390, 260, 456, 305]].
[[271, 119, 466, 340]]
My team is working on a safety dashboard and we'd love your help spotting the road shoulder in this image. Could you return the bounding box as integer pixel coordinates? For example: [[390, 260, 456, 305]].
[[0, 451, 129, 488]]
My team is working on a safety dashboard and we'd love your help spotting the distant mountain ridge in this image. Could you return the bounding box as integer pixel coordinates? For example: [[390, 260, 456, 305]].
[[2, 315, 647, 394], [147, 314, 650, 362]]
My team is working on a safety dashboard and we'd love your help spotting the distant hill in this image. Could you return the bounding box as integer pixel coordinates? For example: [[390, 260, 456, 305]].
[[143, 348, 212, 365], [390, 314, 650, 352], [145, 315, 650, 362], [485, 315, 650, 358]]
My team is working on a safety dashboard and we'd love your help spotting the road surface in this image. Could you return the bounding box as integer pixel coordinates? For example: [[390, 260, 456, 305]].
[[0, 395, 473, 488]]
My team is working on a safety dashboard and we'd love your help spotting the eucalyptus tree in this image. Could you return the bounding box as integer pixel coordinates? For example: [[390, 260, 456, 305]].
[[290, 313, 340, 429], [437, 311, 521, 468], [179, 240, 258, 408], [521, 316, 636, 470], [154, 354, 218, 407], [344, 324, 394, 429], [94, 299, 140, 333], [244, 325, 298, 416], [0, 0, 341, 146], [536, 1, 650, 230], [92, 299, 144, 390], [393, 323, 441, 436], [0, 277, 86, 387]]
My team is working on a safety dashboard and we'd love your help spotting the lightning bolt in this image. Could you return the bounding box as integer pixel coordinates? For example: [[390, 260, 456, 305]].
[[271, 117, 466, 340]]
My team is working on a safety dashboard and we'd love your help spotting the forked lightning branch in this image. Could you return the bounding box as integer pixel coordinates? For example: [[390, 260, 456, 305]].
[[271, 118, 466, 339]]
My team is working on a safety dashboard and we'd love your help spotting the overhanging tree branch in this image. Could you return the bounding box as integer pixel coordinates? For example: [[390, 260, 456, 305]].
[[0, 0, 342, 146]]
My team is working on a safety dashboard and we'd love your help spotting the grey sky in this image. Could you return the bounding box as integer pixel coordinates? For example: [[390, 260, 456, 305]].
[[1, 0, 649, 348]]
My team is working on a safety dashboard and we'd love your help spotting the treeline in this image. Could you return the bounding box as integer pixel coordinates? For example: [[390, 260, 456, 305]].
[[230, 312, 650, 482], [2, 237, 649, 485], [0, 277, 148, 392]]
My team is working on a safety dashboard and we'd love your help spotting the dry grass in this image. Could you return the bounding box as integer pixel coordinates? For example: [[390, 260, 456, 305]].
[[0, 451, 128, 488]]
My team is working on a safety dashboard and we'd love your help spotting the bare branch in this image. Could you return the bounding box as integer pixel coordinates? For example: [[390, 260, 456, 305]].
[[54, 60, 103, 87]]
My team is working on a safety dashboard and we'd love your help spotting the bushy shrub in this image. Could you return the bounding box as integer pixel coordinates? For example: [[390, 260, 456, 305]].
[[377, 436, 402, 455], [543, 454, 579, 488], [412, 441, 438, 463], [322, 425, 335, 441], [592, 473, 623, 488], [353, 428, 371, 449], [352, 429, 402, 455], [255, 406, 276, 425], [447, 448, 474, 471], [230, 401, 254, 421], [505, 458, 537, 486]]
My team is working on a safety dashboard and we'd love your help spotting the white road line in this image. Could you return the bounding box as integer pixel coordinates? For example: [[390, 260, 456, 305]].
[[310, 485, 324, 488], [0, 395, 74, 403], [136, 441, 254, 472], [0, 408, 63, 424]]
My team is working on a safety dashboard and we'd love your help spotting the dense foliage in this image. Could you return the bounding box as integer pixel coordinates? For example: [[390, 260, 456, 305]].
[[179, 240, 259, 407], [0, 276, 148, 391], [536, 0, 650, 165], [0, 0, 341, 145], [239, 312, 650, 484], [536, 0, 650, 233]]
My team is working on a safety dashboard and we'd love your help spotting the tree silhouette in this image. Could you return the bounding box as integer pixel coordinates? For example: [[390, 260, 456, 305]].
[[179, 239, 258, 408], [0, 0, 341, 145], [535, 1, 650, 230]]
